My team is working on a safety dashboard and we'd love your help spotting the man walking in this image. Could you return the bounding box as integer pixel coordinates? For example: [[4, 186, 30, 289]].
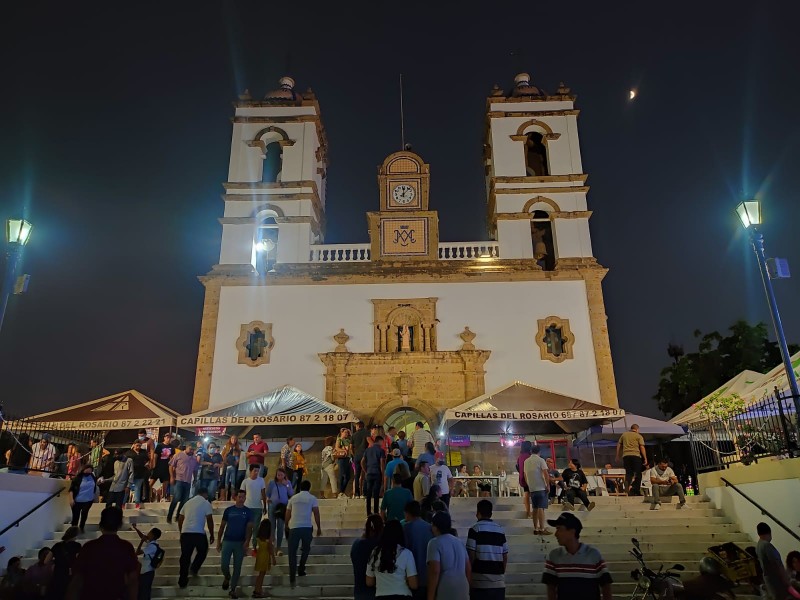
[[381, 473, 413, 522], [150, 432, 175, 502], [107, 448, 134, 509], [362, 434, 386, 516], [126, 440, 150, 509], [167, 443, 200, 524], [409, 422, 435, 460], [523, 445, 550, 535], [543, 513, 613, 600], [413, 461, 431, 501], [284, 480, 322, 587], [279, 436, 295, 484], [616, 424, 648, 496], [403, 500, 433, 600], [755, 522, 792, 600], [217, 489, 253, 599], [242, 464, 267, 552], [177, 486, 214, 588], [431, 458, 454, 507], [649, 458, 687, 510], [247, 433, 269, 478], [467, 499, 508, 600]]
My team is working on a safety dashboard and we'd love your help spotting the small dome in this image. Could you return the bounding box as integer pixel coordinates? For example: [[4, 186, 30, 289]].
[[512, 72, 545, 97], [264, 76, 300, 102]]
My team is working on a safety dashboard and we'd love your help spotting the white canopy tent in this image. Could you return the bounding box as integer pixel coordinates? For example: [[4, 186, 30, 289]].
[[575, 412, 685, 445], [670, 370, 763, 425], [736, 351, 800, 406], [178, 385, 355, 436], [442, 381, 624, 436]]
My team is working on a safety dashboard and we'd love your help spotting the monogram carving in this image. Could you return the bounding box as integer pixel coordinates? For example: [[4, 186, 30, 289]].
[[393, 225, 417, 246]]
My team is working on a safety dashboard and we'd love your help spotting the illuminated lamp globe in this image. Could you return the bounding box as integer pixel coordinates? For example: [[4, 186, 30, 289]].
[[736, 200, 761, 229], [6, 219, 33, 245]]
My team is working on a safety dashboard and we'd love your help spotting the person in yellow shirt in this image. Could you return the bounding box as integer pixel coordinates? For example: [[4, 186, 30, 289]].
[[616, 424, 648, 496], [292, 443, 306, 490], [252, 519, 276, 598]]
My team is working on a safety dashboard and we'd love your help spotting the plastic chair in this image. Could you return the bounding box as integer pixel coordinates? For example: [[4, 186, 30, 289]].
[[503, 472, 521, 497]]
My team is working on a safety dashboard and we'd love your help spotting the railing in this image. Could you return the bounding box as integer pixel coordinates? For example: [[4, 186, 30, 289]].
[[309, 244, 370, 262], [688, 391, 798, 472], [0, 488, 64, 537], [438, 242, 500, 260], [720, 477, 800, 543], [1, 411, 99, 476]]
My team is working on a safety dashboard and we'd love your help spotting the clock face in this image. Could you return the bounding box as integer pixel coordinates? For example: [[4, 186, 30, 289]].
[[392, 184, 416, 205]]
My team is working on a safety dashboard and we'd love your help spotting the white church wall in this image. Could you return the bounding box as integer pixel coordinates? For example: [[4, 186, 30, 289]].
[[497, 220, 534, 259], [219, 223, 256, 265], [208, 280, 602, 410], [227, 121, 316, 183], [488, 115, 576, 178]]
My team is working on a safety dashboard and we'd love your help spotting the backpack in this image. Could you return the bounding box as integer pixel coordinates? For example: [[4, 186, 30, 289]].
[[150, 543, 166, 569]]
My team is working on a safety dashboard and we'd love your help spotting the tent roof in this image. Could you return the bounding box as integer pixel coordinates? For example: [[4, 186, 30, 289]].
[[736, 351, 800, 405], [25, 390, 180, 430], [443, 381, 624, 435], [669, 366, 771, 425], [178, 385, 354, 428], [575, 412, 685, 445]]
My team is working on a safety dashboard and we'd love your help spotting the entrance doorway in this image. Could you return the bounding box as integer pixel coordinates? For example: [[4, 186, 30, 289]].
[[537, 439, 572, 470], [385, 408, 428, 438]]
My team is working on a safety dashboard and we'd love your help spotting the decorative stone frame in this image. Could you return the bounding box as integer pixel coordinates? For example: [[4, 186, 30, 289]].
[[522, 196, 561, 214], [536, 316, 575, 363], [236, 321, 275, 367], [372, 298, 438, 353], [509, 119, 561, 144]]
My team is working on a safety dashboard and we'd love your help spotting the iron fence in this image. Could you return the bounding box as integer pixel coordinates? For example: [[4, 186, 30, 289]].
[[0, 410, 101, 478], [688, 390, 799, 472]]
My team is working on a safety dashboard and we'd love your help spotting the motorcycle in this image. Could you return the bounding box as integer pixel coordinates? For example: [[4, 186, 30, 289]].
[[628, 537, 685, 599]]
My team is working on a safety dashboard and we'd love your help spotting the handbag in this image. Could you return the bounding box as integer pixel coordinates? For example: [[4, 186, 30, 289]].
[[273, 503, 287, 520]]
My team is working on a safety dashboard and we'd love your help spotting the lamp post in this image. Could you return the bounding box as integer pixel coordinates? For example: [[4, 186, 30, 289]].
[[736, 200, 800, 420], [0, 218, 33, 334]]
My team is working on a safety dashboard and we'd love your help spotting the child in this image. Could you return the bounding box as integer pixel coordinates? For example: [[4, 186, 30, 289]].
[[292, 443, 306, 489], [132, 524, 162, 600], [252, 519, 276, 598]]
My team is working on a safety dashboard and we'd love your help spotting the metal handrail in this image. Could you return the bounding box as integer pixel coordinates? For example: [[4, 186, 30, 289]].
[[0, 488, 63, 537], [720, 477, 800, 543]]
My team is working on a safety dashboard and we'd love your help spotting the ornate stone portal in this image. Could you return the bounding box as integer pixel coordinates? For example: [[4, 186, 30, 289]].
[[319, 299, 490, 428]]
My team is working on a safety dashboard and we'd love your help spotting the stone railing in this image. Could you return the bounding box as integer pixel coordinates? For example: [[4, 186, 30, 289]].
[[438, 242, 500, 260], [309, 244, 371, 262]]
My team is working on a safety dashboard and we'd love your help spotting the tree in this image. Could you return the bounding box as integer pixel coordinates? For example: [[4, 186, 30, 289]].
[[654, 320, 799, 417]]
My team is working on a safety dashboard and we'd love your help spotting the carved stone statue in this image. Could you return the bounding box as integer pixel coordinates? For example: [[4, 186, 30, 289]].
[[400, 325, 411, 352]]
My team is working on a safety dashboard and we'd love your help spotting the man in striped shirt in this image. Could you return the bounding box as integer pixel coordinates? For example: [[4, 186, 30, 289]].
[[466, 499, 509, 599], [542, 513, 612, 600], [408, 421, 435, 460]]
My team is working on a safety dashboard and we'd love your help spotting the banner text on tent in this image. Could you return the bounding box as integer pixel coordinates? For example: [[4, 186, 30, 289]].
[[451, 409, 624, 421], [179, 413, 353, 427]]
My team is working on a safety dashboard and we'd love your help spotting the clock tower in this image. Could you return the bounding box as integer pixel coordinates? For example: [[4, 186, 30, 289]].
[[367, 150, 439, 260]]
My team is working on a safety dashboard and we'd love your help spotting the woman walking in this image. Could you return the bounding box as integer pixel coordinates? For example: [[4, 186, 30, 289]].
[[427, 511, 470, 600], [351, 514, 384, 600], [320, 436, 339, 498], [335, 428, 353, 499], [292, 443, 306, 489], [366, 519, 418, 598], [68, 464, 97, 533], [266, 467, 294, 556], [221, 435, 242, 501]]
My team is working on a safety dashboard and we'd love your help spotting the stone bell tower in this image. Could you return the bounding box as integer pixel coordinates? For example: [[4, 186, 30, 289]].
[[215, 76, 328, 274]]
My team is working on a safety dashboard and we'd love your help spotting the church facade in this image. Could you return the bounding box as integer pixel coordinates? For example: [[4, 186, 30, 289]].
[[192, 73, 618, 430]]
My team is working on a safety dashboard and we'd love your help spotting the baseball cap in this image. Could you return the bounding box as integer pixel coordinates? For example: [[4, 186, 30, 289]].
[[392, 448, 401, 457], [547, 512, 583, 535], [42, 433, 52, 441]]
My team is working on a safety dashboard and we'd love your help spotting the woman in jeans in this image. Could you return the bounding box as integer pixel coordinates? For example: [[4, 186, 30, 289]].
[[68, 464, 97, 533], [221, 435, 242, 501], [266, 467, 294, 556], [335, 428, 353, 499]]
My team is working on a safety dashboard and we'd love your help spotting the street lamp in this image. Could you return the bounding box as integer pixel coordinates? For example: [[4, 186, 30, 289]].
[[736, 200, 800, 420], [0, 218, 33, 334]]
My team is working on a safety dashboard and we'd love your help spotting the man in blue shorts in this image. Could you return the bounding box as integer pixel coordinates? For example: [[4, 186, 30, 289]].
[[523, 444, 551, 535]]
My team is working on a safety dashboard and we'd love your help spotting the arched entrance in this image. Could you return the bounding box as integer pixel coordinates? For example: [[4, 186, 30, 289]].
[[384, 408, 429, 438]]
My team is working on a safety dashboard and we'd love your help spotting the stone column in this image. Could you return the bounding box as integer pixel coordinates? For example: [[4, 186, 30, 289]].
[[580, 267, 619, 408], [191, 282, 221, 412], [459, 350, 491, 400]]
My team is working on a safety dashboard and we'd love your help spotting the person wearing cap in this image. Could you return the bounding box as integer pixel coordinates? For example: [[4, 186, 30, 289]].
[[427, 511, 470, 599], [430, 459, 453, 507], [30, 434, 57, 475], [385, 448, 406, 490], [542, 513, 612, 600]]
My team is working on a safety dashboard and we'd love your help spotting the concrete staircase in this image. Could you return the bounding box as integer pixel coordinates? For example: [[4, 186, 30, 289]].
[[19, 494, 759, 599]]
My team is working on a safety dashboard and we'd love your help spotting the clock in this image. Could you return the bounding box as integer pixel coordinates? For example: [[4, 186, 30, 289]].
[[392, 184, 416, 205]]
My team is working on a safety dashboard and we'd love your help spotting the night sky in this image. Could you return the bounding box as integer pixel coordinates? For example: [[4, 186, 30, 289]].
[[1, 2, 799, 419]]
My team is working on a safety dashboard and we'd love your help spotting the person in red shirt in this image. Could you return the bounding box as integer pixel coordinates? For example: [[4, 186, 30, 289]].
[[67, 506, 139, 600], [247, 434, 269, 478]]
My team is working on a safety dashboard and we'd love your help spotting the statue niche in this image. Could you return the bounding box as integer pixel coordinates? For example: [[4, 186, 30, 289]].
[[372, 298, 438, 353]]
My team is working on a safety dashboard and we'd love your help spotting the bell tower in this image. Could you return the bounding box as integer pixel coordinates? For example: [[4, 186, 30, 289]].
[[215, 76, 327, 274], [484, 73, 593, 269], [367, 150, 439, 261]]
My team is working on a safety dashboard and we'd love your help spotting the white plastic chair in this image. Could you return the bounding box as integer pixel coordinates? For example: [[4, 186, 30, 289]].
[[503, 472, 521, 497], [640, 468, 652, 498]]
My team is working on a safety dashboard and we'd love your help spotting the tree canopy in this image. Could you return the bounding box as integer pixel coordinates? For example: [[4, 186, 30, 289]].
[[654, 320, 799, 417]]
